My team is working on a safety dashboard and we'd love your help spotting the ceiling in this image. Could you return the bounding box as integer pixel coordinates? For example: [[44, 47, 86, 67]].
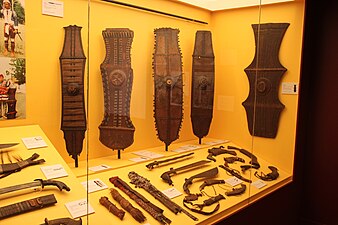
[[175, 0, 295, 11]]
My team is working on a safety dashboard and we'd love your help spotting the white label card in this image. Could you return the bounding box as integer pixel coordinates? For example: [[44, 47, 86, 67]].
[[81, 179, 108, 193], [172, 144, 201, 153], [251, 180, 267, 189], [282, 82, 299, 95], [42, 0, 64, 18], [204, 139, 230, 146], [40, 164, 68, 179], [21, 136, 48, 149], [162, 187, 182, 199], [88, 164, 112, 172], [224, 177, 243, 186], [133, 150, 164, 159], [129, 157, 149, 162], [65, 199, 95, 218]]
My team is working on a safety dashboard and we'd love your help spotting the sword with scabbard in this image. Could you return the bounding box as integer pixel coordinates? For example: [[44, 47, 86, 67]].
[[146, 152, 194, 170], [160, 160, 211, 185], [0, 179, 70, 199]]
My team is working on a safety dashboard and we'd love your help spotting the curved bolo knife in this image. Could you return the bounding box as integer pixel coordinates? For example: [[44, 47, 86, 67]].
[[0, 179, 70, 197]]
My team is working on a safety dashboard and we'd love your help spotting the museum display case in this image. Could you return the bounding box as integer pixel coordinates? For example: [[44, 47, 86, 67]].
[[0, 0, 305, 224]]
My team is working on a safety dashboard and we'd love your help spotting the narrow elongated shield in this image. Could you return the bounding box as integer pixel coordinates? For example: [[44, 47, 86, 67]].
[[60, 25, 87, 167], [191, 31, 215, 144], [153, 28, 183, 151]]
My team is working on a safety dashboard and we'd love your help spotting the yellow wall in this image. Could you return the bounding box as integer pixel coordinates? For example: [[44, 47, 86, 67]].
[[2, 0, 304, 173]]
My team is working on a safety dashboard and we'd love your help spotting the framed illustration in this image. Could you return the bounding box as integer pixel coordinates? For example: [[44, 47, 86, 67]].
[[0, 0, 25, 120]]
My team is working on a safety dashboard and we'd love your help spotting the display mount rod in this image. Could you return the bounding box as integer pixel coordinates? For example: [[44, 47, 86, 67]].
[[101, 0, 208, 25]]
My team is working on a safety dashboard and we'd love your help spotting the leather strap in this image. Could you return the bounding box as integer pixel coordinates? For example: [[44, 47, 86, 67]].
[[0, 194, 57, 219]]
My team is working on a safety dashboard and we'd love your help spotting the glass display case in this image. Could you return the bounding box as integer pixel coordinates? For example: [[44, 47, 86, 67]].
[[0, 0, 305, 224]]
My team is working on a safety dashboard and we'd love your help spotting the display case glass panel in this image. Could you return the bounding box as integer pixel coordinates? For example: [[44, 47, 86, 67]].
[[0, 0, 305, 224]]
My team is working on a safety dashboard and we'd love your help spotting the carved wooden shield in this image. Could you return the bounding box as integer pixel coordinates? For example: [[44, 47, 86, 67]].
[[191, 30, 215, 144], [242, 23, 289, 138], [153, 28, 183, 151], [60, 25, 87, 167], [99, 28, 135, 156]]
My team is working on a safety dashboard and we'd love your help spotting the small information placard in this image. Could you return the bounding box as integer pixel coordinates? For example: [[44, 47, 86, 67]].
[[251, 180, 267, 189], [40, 164, 68, 179], [224, 177, 243, 186], [129, 157, 149, 162], [172, 144, 201, 153], [42, 0, 64, 18], [133, 150, 164, 159], [81, 179, 108, 193], [22, 136, 48, 149], [88, 164, 112, 172], [204, 139, 229, 146], [282, 82, 299, 95], [162, 187, 182, 199], [65, 199, 95, 218]]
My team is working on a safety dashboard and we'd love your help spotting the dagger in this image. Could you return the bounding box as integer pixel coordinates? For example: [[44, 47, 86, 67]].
[[0, 179, 70, 197]]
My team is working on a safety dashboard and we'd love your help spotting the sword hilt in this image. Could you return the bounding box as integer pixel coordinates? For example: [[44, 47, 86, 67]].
[[160, 169, 175, 185], [35, 179, 71, 192]]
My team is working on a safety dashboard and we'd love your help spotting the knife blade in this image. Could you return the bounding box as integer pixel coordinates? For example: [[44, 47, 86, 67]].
[[0, 143, 19, 149]]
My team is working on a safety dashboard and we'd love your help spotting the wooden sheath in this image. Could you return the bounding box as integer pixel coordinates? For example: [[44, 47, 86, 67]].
[[60, 25, 87, 167], [153, 28, 183, 151], [99, 28, 135, 156], [242, 23, 289, 138], [191, 30, 215, 144]]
